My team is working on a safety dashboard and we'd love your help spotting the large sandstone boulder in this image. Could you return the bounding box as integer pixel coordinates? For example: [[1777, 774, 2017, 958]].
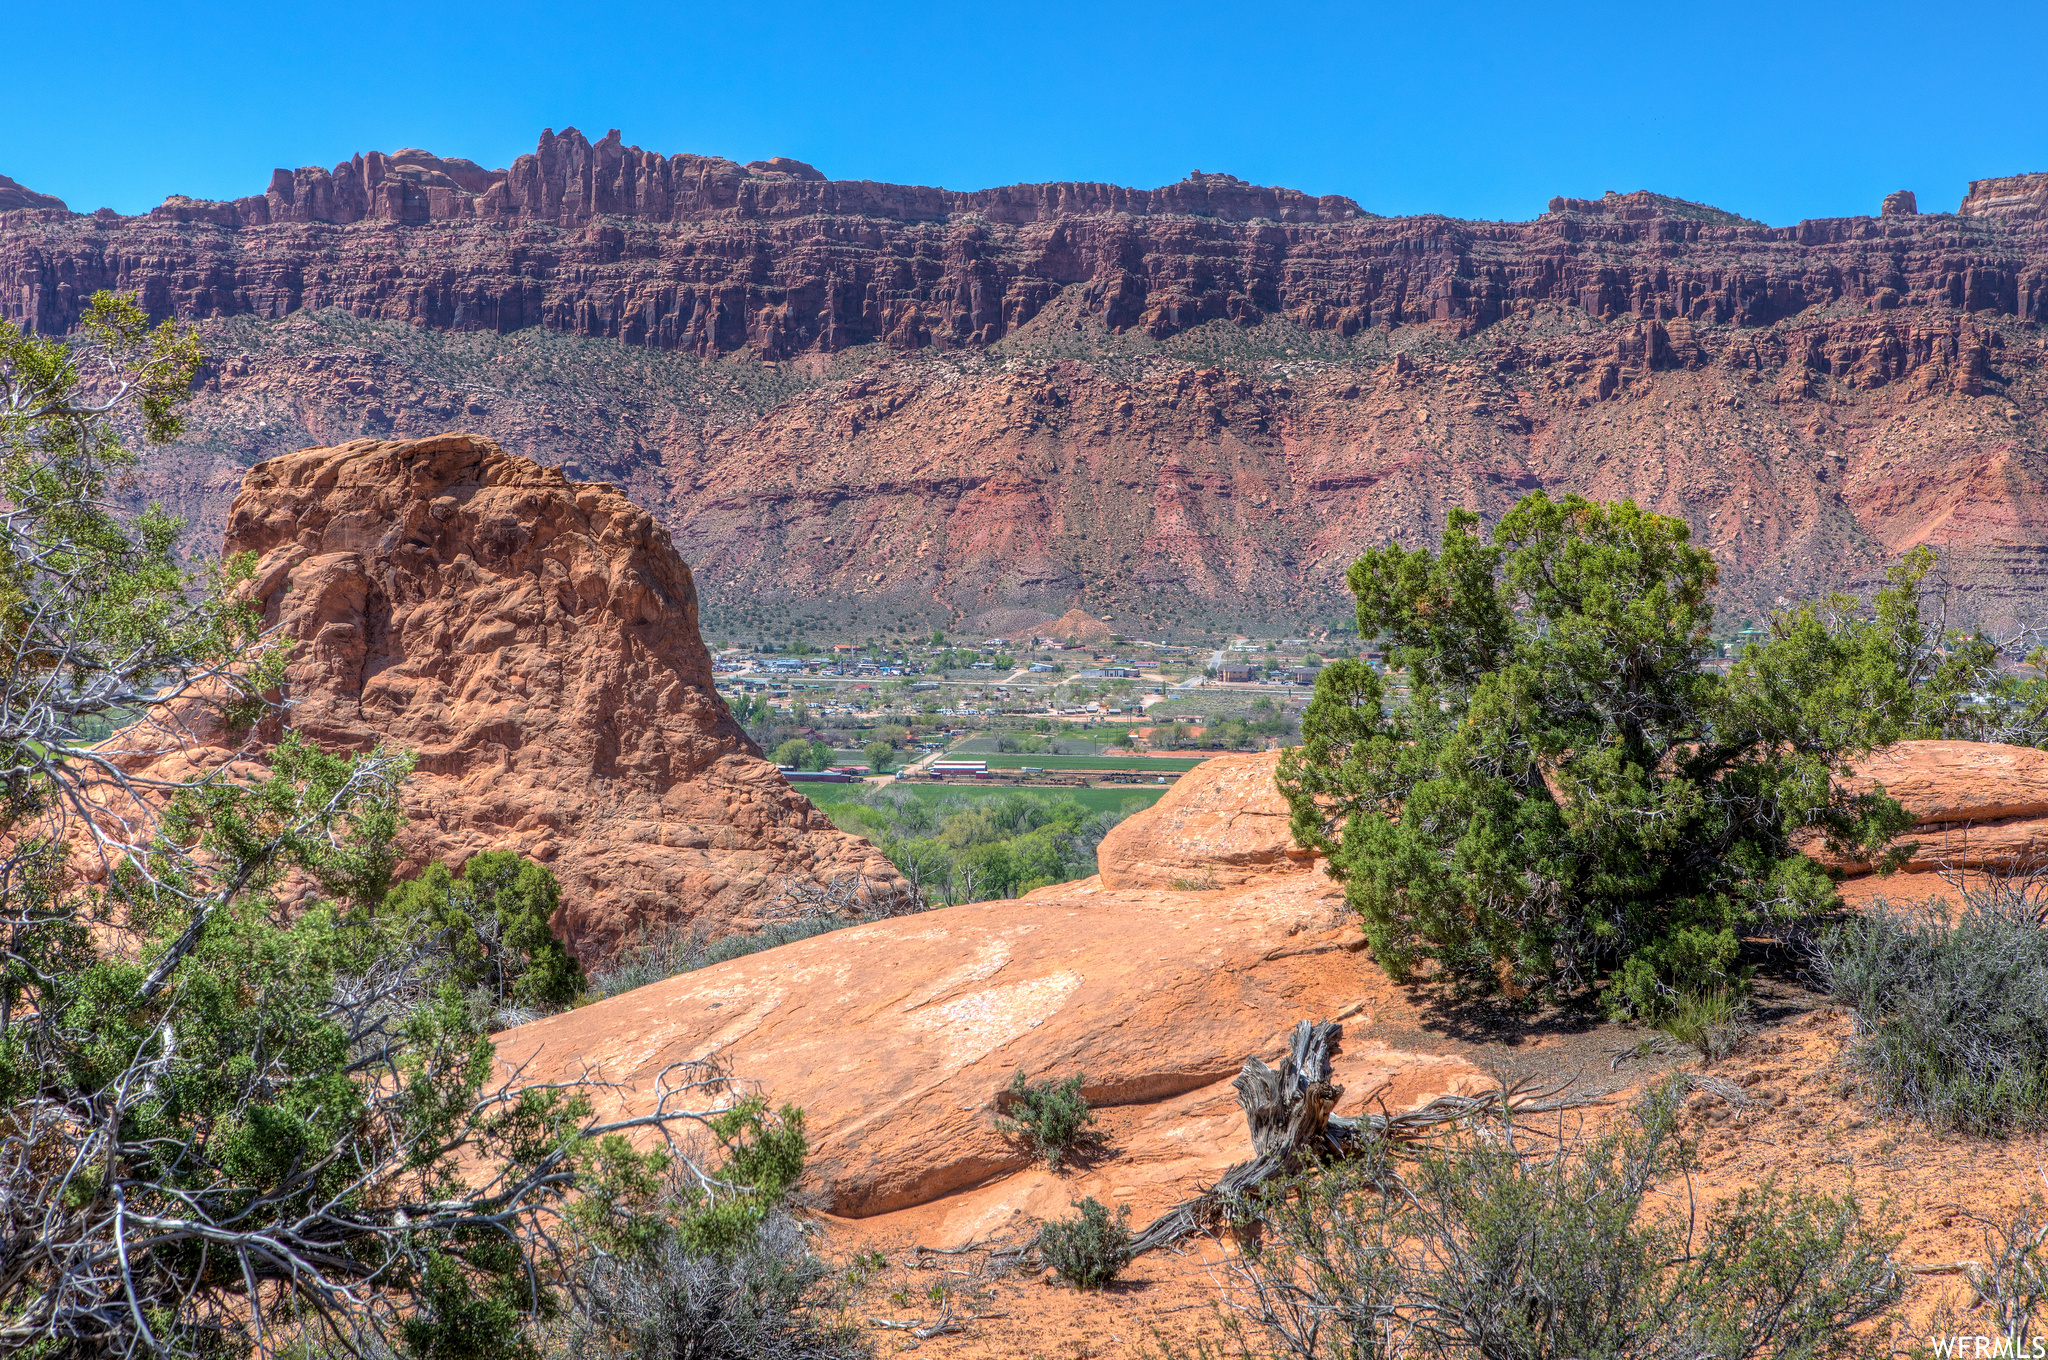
[[496, 867, 1479, 1222], [1833, 739, 2048, 874], [1095, 750, 1316, 889], [124, 433, 897, 956]]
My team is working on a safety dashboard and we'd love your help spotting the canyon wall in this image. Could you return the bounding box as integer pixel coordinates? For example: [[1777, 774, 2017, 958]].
[[5, 131, 2048, 632]]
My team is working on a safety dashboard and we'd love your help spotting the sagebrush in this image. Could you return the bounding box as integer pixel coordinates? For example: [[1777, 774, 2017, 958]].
[[1814, 882, 2048, 1134], [1227, 1080, 1903, 1360], [1037, 1197, 1132, 1290]]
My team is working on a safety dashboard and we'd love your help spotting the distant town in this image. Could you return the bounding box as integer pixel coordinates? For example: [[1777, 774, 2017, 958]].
[[710, 627, 1359, 787]]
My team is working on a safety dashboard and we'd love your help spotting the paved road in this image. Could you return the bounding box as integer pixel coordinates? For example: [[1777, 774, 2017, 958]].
[[1174, 649, 1225, 689]]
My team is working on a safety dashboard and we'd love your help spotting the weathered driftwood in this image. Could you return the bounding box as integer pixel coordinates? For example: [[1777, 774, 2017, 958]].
[[1126, 1017, 1602, 1257]]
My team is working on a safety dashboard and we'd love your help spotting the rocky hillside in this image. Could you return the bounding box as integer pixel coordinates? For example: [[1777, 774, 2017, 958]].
[[7, 131, 2048, 632]]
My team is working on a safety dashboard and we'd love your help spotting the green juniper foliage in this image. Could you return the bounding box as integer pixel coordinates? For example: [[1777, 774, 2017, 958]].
[[385, 850, 584, 1016], [1278, 493, 1937, 1017]]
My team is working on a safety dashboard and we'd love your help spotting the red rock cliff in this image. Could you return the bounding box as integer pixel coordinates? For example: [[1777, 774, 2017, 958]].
[[9, 132, 2048, 633]]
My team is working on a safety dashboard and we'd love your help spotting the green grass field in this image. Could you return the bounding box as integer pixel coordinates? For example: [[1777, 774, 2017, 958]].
[[975, 754, 1206, 771], [888, 784, 1169, 815]]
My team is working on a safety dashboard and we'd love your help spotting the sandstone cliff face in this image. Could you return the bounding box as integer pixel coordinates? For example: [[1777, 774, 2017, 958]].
[[10, 132, 2048, 632], [1961, 173, 2048, 221], [218, 433, 897, 955], [9, 128, 2046, 354]]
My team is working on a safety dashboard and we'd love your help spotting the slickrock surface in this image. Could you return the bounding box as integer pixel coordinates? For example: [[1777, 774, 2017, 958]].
[[1834, 738, 2048, 873], [131, 433, 897, 956], [493, 734, 2048, 1355], [495, 871, 1481, 1219], [834, 1000, 2048, 1359], [496, 748, 1486, 1222], [1095, 750, 1313, 889], [9, 129, 2048, 630]]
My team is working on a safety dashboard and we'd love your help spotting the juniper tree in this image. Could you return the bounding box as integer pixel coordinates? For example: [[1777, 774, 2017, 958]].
[[1277, 493, 1933, 1017]]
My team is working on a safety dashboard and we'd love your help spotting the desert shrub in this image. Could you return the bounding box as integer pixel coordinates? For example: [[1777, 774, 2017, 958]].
[[1276, 494, 1945, 1018], [1813, 888, 2048, 1134], [560, 1103, 867, 1360], [385, 850, 583, 1019], [1656, 987, 1749, 1063], [562, 1211, 868, 1360], [1036, 1197, 1132, 1290], [1921, 1199, 2048, 1339], [1231, 1080, 1903, 1360], [994, 1070, 1097, 1169]]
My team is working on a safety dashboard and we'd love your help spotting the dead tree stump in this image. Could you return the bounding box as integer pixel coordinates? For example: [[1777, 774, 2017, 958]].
[[1123, 1016, 1596, 1258]]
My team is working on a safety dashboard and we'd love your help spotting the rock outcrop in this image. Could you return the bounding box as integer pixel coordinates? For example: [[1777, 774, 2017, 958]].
[[1834, 739, 2048, 874], [0, 174, 64, 213], [496, 752, 1481, 1223], [1046, 609, 1113, 644], [1096, 751, 1314, 889], [1960, 173, 2048, 221], [1544, 189, 1757, 226], [138, 433, 898, 956], [1881, 190, 1918, 217]]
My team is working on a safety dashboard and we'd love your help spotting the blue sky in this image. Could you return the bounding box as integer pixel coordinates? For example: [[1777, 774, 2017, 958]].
[[8, 0, 2046, 225]]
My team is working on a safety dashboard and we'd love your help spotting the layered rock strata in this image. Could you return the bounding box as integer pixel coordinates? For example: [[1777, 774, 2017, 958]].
[[0, 173, 65, 213], [9, 131, 2048, 630], [8, 128, 2045, 346], [1835, 738, 2048, 874]]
